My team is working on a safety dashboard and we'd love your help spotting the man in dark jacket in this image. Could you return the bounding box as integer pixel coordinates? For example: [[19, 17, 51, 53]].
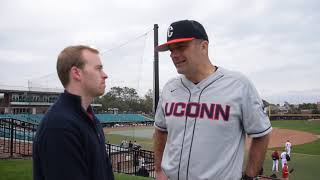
[[33, 45, 114, 180]]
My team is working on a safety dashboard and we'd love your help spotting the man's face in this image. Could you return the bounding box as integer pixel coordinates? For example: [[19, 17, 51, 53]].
[[168, 40, 203, 75], [80, 50, 108, 97]]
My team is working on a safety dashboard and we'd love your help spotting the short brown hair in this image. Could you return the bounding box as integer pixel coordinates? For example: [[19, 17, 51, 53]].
[[57, 45, 99, 87]]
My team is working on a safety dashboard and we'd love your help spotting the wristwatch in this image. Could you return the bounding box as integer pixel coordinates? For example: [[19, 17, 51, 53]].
[[242, 174, 259, 180]]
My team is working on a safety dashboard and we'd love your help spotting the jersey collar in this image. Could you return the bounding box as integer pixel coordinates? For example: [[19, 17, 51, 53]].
[[181, 66, 224, 90]]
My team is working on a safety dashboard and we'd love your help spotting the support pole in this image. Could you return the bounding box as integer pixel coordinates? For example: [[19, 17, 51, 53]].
[[153, 24, 159, 113]]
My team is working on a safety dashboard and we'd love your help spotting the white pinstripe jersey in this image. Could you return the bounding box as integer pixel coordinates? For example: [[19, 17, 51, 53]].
[[155, 67, 272, 180]]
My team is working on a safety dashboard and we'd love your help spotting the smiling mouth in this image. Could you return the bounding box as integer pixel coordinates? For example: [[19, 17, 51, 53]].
[[175, 60, 186, 66]]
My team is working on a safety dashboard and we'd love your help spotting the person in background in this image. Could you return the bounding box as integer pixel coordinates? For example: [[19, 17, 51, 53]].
[[282, 163, 289, 180], [285, 140, 292, 156], [129, 140, 133, 149], [280, 150, 288, 168], [271, 150, 280, 172]]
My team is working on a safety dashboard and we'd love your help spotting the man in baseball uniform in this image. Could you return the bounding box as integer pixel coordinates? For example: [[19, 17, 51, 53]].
[[285, 140, 292, 156], [154, 20, 272, 180], [280, 151, 288, 168]]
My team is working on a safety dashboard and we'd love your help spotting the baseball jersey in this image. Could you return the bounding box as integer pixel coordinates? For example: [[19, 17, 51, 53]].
[[281, 152, 287, 163], [154, 67, 272, 180], [285, 142, 291, 150]]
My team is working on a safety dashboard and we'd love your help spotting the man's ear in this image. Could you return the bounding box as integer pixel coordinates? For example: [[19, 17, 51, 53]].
[[70, 66, 81, 81], [200, 41, 209, 54]]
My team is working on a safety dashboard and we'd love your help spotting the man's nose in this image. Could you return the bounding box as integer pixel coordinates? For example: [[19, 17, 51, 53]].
[[102, 71, 108, 79]]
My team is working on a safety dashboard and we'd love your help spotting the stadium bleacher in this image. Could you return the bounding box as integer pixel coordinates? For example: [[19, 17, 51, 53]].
[[0, 114, 43, 124], [0, 113, 154, 124], [96, 114, 153, 123]]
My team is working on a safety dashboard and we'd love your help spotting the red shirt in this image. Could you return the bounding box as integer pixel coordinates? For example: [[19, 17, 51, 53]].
[[272, 151, 279, 160]]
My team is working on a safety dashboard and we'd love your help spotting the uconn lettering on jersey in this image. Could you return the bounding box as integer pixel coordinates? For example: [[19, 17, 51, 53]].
[[165, 102, 231, 121]]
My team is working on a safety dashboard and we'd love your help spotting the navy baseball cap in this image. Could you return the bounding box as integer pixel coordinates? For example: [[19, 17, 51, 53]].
[[156, 20, 209, 52]]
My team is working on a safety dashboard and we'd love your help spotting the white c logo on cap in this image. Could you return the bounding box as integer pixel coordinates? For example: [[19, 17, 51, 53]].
[[167, 26, 173, 38]]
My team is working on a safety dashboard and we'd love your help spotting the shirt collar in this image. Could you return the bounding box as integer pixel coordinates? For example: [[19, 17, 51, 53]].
[[60, 90, 94, 113]]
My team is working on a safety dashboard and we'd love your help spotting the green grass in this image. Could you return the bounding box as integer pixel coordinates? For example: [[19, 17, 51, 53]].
[[0, 159, 32, 180], [115, 173, 151, 180], [0, 159, 152, 180], [271, 120, 320, 134], [105, 127, 154, 151]]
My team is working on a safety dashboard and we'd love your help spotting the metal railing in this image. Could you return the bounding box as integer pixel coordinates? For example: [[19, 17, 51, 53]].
[[0, 118, 38, 158], [106, 144, 155, 178]]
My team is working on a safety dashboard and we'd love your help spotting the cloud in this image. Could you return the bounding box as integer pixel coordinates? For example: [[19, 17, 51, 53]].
[[0, 0, 319, 104]]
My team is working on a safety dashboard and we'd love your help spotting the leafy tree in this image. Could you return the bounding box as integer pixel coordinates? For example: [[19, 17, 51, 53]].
[[140, 89, 153, 114], [299, 103, 317, 110], [99, 86, 150, 113]]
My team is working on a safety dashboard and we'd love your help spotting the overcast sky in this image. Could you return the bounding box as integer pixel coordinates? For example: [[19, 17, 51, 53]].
[[0, 0, 319, 104]]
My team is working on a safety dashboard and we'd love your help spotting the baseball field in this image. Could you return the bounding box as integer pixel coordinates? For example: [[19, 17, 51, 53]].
[[251, 120, 320, 180], [0, 120, 319, 180]]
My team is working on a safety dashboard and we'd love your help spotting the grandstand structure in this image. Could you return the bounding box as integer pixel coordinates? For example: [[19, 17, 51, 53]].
[[0, 87, 60, 114], [0, 85, 154, 125], [0, 87, 102, 114], [269, 113, 320, 120]]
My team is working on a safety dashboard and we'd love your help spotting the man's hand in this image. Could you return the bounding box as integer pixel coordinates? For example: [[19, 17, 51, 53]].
[[156, 170, 168, 180]]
